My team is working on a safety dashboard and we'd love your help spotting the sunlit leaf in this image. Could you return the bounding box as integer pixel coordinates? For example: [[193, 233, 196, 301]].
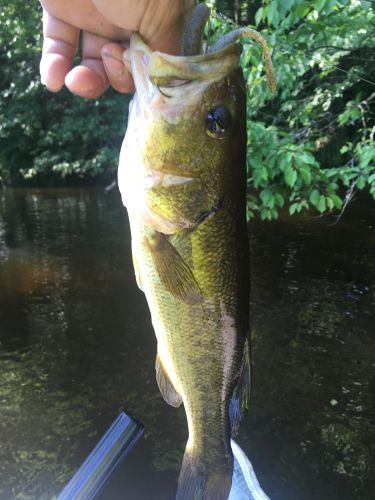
[[313, 0, 327, 12], [284, 165, 298, 187], [356, 176, 366, 190], [310, 189, 320, 206], [317, 195, 327, 213], [267, 1, 280, 27], [300, 166, 312, 185], [255, 7, 264, 26]]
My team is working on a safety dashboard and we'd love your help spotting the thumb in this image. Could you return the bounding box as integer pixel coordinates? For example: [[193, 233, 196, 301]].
[[102, 43, 134, 93]]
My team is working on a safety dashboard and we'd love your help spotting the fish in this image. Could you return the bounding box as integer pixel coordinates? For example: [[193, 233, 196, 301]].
[[118, 4, 275, 499]]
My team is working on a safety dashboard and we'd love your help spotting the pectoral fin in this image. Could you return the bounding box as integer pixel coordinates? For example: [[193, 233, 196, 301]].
[[145, 230, 202, 304], [156, 352, 182, 407], [229, 336, 251, 436]]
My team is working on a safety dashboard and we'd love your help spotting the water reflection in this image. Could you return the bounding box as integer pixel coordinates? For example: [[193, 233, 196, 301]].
[[246, 213, 375, 500], [0, 188, 374, 499]]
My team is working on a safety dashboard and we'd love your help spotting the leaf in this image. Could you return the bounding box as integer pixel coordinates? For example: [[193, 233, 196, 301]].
[[325, 0, 338, 11], [331, 194, 343, 209], [255, 7, 264, 26], [274, 193, 285, 207], [267, 1, 280, 27], [296, 3, 311, 18], [246, 207, 255, 220], [338, 107, 361, 127], [299, 152, 317, 166], [260, 189, 273, 206], [261, 167, 269, 181], [278, 0, 294, 16], [252, 168, 264, 187], [356, 176, 366, 190], [317, 195, 326, 213], [326, 197, 334, 210], [289, 202, 299, 215], [300, 166, 312, 185], [260, 209, 269, 221], [313, 0, 326, 12], [284, 165, 297, 187], [310, 189, 320, 206], [279, 155, 291, 173], [359, 147, 375, 168], [340, 144, 351, 154]]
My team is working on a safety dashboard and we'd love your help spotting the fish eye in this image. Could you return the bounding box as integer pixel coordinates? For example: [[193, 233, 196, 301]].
[[205, 105, 232, 138]]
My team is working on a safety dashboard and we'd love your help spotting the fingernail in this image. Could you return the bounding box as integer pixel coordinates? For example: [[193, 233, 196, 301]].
[[102, 48, 123, 63], [102, 51, 125, 79], [122, 50, 132, 75]]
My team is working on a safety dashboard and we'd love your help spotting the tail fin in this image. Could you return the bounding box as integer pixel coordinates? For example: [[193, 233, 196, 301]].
[[176, 448, 233, 500]]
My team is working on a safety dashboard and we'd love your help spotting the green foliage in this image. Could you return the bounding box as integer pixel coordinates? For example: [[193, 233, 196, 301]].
[[211, 0, 375, 219], [0, 1, 128, 186], [1, 0, 374, 213]]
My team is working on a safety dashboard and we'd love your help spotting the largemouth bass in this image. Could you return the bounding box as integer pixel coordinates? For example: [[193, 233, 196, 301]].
[[118, 4, 275, 499]]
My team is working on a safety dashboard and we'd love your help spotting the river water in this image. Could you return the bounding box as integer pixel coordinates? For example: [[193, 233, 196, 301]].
[[0, 188, 374, 500]]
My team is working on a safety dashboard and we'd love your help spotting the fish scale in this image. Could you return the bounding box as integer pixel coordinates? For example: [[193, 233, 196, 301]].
[[118, 4, 275, 498]]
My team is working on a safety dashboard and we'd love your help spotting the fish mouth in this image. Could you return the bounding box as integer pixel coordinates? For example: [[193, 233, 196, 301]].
[[129, 34, 154, 102], [129, 33, 242, 103], [128, 3, 275, 102]]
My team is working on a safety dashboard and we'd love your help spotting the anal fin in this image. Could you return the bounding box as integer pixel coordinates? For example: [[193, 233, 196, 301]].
[[156, 352, 182, 408], [229, 336, 251, 436]]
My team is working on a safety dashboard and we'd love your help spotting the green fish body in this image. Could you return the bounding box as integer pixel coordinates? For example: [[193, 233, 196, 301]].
[[118, 7, 275, 499]]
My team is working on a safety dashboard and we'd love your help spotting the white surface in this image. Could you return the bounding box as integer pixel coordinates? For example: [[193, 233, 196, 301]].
[[228, 440, 270, 500]]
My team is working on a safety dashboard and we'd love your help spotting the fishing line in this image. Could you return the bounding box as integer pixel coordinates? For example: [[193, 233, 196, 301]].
[[277, 42, 375, 88]]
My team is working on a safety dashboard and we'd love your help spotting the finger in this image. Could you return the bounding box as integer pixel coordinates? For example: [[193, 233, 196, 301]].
[[102, 43, 135, 93], [41, 0, 131, 40], [139, 0, 196, 54], [65, 31, 110, 99], [92, 0, 193, 54], [40, 9, 79, 92], [92, 0, 142, 31]]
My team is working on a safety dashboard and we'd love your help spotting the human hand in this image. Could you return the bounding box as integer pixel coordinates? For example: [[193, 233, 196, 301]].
[[39, 0, 193, 98]]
